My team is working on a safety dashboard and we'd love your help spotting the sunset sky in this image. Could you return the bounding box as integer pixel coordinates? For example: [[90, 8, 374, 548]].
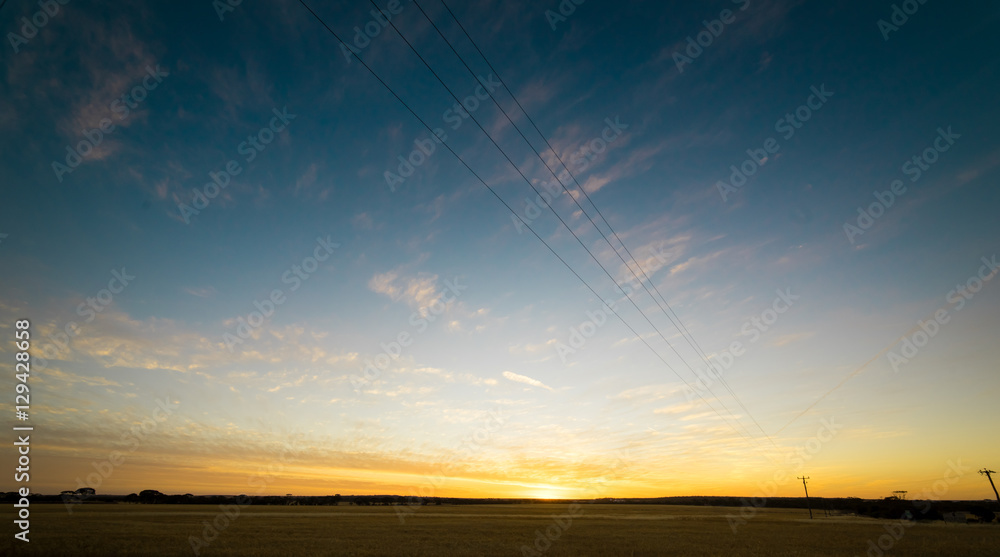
[[1, 0, 999, 502]]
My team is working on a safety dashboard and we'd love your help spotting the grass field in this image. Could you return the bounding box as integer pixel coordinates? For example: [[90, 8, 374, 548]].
[[6, 503, 1000, 556]]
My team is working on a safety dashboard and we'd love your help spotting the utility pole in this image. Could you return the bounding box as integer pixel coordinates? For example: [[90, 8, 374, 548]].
[[980, 469, 1000, 504], [798, 476, 813, 519]]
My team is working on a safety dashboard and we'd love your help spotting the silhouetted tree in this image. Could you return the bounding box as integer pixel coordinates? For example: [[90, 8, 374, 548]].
[[139, 489, 164, 503]]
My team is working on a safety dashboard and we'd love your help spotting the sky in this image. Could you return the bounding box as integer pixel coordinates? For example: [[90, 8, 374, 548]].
[[1, 0, 999, 501]]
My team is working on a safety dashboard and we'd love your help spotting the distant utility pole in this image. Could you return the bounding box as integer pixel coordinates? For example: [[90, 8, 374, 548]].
[[980, 469, 1000, 504], [798, 476, 813, 519]]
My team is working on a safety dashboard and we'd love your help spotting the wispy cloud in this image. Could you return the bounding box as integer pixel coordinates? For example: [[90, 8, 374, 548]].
[[368, 270, 441, 311], [502, 370, 555, 392], [183, 286, 216, 298]]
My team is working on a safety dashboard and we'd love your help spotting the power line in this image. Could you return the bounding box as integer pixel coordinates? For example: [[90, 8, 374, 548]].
[[423, 0, 773, 447], [433, 0, 769, 442], [364, 0, 771, 453], [437, 0, 717, 375], [773, 311, 939, 436], [295, 0, 771, 457]]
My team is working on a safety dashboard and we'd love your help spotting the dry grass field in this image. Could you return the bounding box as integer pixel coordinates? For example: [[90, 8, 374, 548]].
[[5, 503, 999, 556]]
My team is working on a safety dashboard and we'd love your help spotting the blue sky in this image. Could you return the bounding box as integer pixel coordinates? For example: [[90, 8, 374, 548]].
[[1, 0, 999, 499]]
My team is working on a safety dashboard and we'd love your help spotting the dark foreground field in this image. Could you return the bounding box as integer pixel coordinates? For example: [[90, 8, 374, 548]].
[[6, 504, 1000, 556]]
